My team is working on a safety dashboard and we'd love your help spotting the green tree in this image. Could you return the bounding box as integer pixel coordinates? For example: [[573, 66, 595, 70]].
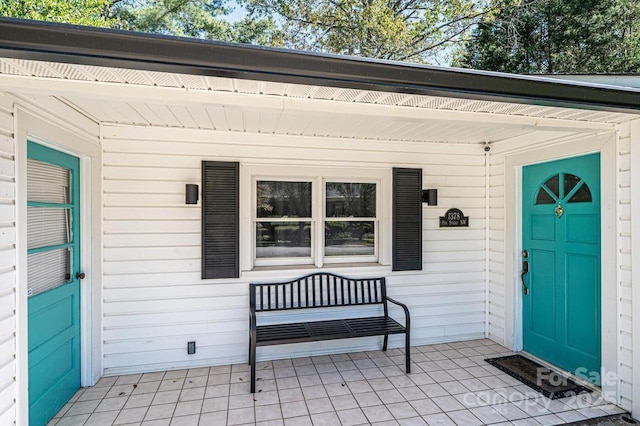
[[111, 0, 283, 44], [459, 0, 640, 73], [0, 0, 116, 27], [242, 0, 488, 63], [1, 0, 283, 46]]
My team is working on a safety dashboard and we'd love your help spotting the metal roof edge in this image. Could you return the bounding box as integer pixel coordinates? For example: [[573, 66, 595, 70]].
[[1, 17, 639, 114]]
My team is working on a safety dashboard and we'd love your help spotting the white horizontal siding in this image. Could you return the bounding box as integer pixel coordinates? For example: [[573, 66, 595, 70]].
[[617, 124, 633, 411], [101, 125, 488, 375], [0, 94, 15, 424], [487, 154, 506, 344]]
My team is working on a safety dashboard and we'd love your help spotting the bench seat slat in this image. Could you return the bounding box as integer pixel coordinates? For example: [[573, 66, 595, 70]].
[[345, 317, 406, 334], [255, 316, 406, 346]]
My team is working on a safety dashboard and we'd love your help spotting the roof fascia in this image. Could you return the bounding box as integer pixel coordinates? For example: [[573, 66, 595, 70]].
[[1, 18, 639, 114]]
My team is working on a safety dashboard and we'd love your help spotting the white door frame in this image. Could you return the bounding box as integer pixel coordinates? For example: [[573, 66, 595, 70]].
[[631, 119, 640, 420], [503, 132, 618, 404], [15, 106, 102, 424]]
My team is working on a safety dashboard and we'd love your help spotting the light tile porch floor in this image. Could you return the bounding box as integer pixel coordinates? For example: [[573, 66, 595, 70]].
[[50, 339, 626, 426]]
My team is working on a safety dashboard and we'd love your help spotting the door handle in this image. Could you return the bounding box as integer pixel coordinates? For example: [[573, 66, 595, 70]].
[[521, 250, 529, 296], [76, 272, 86, 280]]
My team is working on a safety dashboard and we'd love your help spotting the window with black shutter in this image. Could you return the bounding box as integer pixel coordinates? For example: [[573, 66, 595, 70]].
[[202, 163, 422, 274], [202, 161, 239, 279], [393, 167, 423, 271]]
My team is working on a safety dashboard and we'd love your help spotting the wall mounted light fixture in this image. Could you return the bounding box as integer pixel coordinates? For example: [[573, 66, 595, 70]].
[[185, 184, 199, 204], [422, 189, 438, 206]]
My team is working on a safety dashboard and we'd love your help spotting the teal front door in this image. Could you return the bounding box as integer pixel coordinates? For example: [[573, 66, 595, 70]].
[[27, 142, 82, 425], [522, 153, 601, 385]]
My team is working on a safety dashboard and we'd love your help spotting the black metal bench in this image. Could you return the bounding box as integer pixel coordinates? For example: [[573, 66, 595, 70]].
[[248, 272, 411, 393]]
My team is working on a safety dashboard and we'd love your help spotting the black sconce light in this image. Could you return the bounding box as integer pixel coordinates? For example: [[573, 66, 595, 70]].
[[185, 184, 199, 204], [422, 189, 438, 206]]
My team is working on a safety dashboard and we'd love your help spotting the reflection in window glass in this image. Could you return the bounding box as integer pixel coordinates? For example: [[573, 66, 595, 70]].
[[543, 175, 560, 198], [325, 182, 376, 259], [254, 179, 379, 265], [568, 184, 592, 203], [256, 222, 311, 258], [326, 183, 376, 217], [535, 188, 555, 205], [325, 221, 374, 256], [257, 181, 311, 218], [564, 174, 581, 196]]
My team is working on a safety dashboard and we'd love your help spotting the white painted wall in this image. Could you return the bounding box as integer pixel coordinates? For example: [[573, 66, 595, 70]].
[[101, 124, 489, 375], [0, 92, 17, 425]]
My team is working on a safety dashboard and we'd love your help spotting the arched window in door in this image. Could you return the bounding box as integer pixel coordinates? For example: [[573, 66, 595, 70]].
[[535, 173, 592, 205]]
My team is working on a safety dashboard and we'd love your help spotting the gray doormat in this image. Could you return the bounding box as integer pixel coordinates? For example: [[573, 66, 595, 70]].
[[564, 414, 638, 425], [485, 354, 591, 399]]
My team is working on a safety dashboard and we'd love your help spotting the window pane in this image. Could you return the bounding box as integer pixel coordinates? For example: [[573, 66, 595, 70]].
[[28, 158, 71, 204], [564, 173, 593, 203], [28, 248, 71, 297], [27, 207, 71, 249], [325, 221, 374, 256], [564, 173, 581, 196], [326, 182, 376, 217], [257, 181, 312, 218], [569, 183, 592, 203], [535, 188, 555, 205], [543, 175, 560, 198], [256, 221, 311, 258]]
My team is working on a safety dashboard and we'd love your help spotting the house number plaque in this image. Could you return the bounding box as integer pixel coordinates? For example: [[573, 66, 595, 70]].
[[439, 208, 469, 227]]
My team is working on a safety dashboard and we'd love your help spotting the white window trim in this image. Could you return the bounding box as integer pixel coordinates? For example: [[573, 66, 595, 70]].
[[240, 164, 391, 272]]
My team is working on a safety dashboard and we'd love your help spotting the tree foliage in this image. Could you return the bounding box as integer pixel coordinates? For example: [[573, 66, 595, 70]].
[[4, 0, 639, 71], [459, 0, 640, 73], [111, 0, 283, 44], [242, 0, 487, 63], [0, 0, 283, 46], [0, 0, 116, 27]]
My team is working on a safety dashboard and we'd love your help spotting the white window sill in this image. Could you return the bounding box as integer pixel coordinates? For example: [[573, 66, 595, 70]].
[[241, 263, 392, 280]]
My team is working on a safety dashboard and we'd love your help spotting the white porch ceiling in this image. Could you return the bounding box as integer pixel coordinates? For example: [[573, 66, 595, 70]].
[[62, 97, 543, 144], [1, 58, 637, 144]]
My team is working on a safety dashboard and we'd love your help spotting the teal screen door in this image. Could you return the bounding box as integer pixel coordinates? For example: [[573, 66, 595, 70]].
[[27, 142, 81, 426], [522, 153, 601, 384]]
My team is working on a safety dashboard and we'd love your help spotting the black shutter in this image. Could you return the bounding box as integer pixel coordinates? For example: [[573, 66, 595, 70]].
[[393, 167, 423, 271], [202, 161, 239, 279]]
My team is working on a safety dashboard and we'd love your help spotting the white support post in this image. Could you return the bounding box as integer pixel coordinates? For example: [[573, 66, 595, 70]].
[[630, 119, 640, 420], [485, 144, 491, 339]]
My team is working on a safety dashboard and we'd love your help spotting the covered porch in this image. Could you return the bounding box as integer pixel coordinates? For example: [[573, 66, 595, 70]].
[[50, 340, 625, 425]]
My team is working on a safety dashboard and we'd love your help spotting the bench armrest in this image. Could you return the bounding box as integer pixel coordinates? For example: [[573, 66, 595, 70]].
[[383, 296, 410, 330], [249, 306, 257, 330]]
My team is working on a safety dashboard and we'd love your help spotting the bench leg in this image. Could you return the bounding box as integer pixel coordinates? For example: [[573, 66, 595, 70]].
[[251, 357, 256, 393], [248, 338, 252, 366], [382, 334, 389, 351], [405, 331, 411, 374], [250, 344, 256, 393]]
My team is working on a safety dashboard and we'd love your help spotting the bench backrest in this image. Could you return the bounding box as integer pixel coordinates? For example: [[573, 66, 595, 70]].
[[250, 273, 386, 312]]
